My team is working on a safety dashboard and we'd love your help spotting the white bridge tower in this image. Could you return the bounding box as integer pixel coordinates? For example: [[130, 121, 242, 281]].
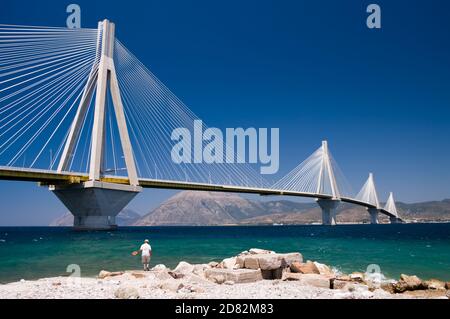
[[51, 20, 142, 230], [316, 141, 341, 225]]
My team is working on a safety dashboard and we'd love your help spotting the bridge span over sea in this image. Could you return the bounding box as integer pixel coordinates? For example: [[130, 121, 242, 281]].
[[0, 20, 402, 229]]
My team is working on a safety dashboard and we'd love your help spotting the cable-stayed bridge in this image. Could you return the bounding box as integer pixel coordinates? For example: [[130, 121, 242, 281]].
[[0, 20, 402, 229]]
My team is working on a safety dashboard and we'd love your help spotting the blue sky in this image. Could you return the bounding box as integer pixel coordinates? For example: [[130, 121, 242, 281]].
[[1, 0, 450, 225]]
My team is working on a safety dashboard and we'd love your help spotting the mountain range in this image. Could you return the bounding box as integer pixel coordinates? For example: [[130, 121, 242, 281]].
[[50, 191, 450, 226]]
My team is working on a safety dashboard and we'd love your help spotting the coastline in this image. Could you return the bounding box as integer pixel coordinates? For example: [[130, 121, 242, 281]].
[[1, 248, 448, 299]]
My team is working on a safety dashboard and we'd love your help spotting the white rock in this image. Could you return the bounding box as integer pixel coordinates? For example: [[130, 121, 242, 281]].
[[255, 254, 283, 270], [222, 257, 237, 269], [114, 286, 140, 299], [173, 261, 194, 275], [151, 264, 167, 271], [159, 279, 184, 292], [205, 268, 263, 284], [192, 264, 209, 277], [184, 273, 213, 286], [152, 270, 173, 281], [282, 273, 331, 289]]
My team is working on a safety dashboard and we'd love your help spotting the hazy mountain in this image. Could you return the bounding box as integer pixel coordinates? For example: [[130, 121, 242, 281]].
[[132, 191, 450, 226], [50, 208, 142, 226], [133, 191, 268, 226], [50, 192, 450, 227], [395, 199, 450, 222]]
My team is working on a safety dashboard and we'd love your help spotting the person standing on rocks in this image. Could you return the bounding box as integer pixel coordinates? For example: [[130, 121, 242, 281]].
[[137, 239, 152, 271]]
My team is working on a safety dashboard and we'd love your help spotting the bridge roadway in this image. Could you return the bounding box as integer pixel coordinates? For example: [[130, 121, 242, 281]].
[[0, 166, 401, 221]]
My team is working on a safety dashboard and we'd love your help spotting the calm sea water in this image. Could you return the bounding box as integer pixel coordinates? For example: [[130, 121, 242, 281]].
[[0, 224, 449, 284]]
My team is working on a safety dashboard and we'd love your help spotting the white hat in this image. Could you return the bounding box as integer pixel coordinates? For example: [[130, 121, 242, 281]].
[[144, 239, 149, 243]]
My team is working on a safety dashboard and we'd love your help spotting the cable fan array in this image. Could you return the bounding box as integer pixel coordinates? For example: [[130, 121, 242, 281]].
[[114, 39, 269, 187], [271, 143, 354, 197], [0, 24, 99, 171]]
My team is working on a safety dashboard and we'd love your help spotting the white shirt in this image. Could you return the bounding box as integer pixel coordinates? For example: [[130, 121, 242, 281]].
[[140, 243, 152, 257]]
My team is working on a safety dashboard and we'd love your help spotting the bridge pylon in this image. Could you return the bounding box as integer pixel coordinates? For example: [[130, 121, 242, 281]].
[[315, 141, 341, 226], [355, 173, 381, 224], [385, 192, 401, 223], [51, 20, 141, 230]]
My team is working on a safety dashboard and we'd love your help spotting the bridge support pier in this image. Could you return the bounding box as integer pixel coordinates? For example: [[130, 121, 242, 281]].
[[50, 181, 141, 230], [317, 199, 339, 226], [367, 208, 379, 224], [389, 216, 400, 224]]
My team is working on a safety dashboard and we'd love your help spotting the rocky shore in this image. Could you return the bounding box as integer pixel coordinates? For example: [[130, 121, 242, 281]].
[[0, 248, 449, 299]]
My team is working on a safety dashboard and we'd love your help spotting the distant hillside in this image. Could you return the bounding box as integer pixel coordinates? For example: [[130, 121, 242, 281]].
[[51, 192, 450, 227], [131, 191, 312, 226], [396, 199, 450, 223], [132, 191, 450, 226], [50, 209, 141, 226]]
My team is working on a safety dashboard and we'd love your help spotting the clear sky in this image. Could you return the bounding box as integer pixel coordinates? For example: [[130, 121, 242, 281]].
[[1, 0, 450, 225]]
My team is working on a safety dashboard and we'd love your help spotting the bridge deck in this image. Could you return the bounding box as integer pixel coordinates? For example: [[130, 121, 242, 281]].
[[0, 166, 400, 220]]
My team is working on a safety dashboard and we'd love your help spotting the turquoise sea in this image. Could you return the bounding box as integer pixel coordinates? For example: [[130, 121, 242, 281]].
[[0, 224, 449, 284]]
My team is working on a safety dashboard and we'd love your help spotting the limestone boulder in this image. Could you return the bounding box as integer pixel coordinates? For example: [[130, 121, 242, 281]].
[[222, 257, 238, 269], [236, 256, 245, 268], [192, 264, 209, 277], [380, 282, 396, 294], [98, 270, 111, 279], [243, 256, 260, 270], [423, 279, 446, 290], [290, 261, 319, 274], [152, 264, 167, 271], [173, 261, 195, 276], [242, 252, 303, 271], [184, 273, 214, 286], [152, 270, 174, 281], [159, 279, 184, 292], [255, 254, 283, 270], [394, 274, 425, 293], [114, 286, 140, 299], [205, 268, 263, 284], [282, 273, 331, 289]]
